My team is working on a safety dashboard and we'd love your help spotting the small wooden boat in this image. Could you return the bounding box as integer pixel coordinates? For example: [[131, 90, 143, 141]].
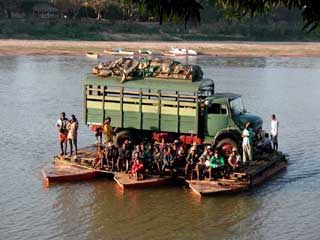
[[42, 164, 104, 184], [168, 47, 198, 56], [113, 172, 172, 189], [86, 52, 99, 59], [187, 152, 287, 196], [104, 48, 134, 55]]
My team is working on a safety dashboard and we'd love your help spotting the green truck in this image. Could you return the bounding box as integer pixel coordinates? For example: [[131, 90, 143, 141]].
[[83, 74, 262, 154]]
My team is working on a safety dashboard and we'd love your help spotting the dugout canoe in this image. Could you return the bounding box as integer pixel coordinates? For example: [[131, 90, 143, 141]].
[[187, 152, 287, 197], [42, 164, 104, 184], [114, 172, 172, 189]]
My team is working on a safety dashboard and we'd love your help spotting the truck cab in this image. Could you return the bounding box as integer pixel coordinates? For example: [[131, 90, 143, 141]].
[[204, 93, 263, 155]]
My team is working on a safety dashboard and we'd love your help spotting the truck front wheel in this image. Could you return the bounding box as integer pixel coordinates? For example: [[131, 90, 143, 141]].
[[216, 138, 238, 157]]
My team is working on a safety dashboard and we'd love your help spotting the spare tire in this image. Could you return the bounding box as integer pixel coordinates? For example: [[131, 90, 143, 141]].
[[216, 138, 238, 157]]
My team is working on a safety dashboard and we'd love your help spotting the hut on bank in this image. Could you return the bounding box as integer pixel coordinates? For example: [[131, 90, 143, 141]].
[[32, 2, 60, 18]]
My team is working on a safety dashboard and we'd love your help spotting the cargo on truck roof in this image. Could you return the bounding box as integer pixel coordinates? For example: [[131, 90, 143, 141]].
[[84, 74, 207, 93], [207, 93, 241, 100]]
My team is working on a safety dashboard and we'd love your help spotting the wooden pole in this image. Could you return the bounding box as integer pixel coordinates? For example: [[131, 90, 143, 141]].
[[83, 85, 88, 125], [120, 87, 124, 128], [139, 88, 143, 130], [158, 90, 161, 131], [102, 85, 106, 124]]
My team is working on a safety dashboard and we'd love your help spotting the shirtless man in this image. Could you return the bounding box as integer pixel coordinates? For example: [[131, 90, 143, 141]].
[[56, 112, 68, 156]]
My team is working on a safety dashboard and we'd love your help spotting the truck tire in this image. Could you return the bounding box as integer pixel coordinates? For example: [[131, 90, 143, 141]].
[[216, 138, 238, 157], [115, 131, 133, 148]]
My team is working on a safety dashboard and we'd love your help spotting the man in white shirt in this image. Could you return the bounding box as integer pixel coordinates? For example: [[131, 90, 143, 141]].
[[271, 114, 279, 151], [242, 122, 252, 163]]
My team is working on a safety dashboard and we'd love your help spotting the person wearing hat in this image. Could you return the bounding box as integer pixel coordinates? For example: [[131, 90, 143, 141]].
[[184, 145, 199, 179], [105, 141, 119, 171], [195, 145, 211, 180], [228, 148, 241, 171], [208, 149, 225, 180]]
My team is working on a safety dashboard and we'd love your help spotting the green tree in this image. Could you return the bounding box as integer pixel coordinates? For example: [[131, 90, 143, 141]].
[[216, 0, 320, 31], [53, 0, 83, 18], [84, 0, 115, 20], [0, 0, 17, 18], [128, 0, 202, 27]]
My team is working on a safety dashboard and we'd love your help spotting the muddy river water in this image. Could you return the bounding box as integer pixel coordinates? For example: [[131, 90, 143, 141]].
[[1, 55, 320, 240]]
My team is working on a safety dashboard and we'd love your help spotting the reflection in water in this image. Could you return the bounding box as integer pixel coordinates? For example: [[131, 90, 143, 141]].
[[1, 55, 320, 240]]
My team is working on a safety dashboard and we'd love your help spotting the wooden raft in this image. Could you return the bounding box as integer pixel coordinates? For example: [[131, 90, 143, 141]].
[[42, 164, 104, 184], [114, 172, 172, 189], [187, 152, 287, 196]]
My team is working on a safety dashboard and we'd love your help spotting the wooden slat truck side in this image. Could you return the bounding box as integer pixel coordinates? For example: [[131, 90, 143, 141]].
[[83, 74, 263, 154]]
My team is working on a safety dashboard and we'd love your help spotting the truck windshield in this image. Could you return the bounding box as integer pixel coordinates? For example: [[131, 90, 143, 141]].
[[230, 97, 245, 115]]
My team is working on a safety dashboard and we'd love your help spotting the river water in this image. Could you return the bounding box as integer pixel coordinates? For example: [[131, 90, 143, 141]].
[[0, 55, 320, 240]]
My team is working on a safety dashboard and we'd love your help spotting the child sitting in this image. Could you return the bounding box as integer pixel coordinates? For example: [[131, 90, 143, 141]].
[[131, 152, 144, 180], [93, 147, 106, 169]]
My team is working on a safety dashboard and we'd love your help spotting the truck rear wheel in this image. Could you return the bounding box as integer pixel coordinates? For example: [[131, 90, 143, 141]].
[[115, 131, 133, 148], [216, 138, 238, 157]]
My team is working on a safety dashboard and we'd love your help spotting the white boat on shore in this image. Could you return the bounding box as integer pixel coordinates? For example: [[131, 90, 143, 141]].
[[168, 47, 198, 56], [86, 52, 99, 59], [104, 48, 134, 55]]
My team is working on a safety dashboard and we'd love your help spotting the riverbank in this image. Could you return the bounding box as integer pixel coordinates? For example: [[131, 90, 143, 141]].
[[1, 39, 320, 57]]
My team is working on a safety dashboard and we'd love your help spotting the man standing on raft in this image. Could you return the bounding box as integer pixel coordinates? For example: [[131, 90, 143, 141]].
[[56, 112, 68, 156]]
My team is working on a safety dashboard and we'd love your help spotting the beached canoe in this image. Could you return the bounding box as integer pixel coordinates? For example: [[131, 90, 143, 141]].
[[86, 52, 99, 59], [114, 172, 172, 189], [42, 164, 104, 184], [187, 152, 287, 196], [168, 47, 198, 56]]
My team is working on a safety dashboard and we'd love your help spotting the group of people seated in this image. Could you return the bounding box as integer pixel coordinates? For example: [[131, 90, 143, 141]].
[[89, 116, 278, 181], [92, 138, 246, 181]]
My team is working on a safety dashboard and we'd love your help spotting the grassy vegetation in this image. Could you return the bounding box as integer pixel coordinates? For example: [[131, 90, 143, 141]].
[[0, 17, 320, 41]]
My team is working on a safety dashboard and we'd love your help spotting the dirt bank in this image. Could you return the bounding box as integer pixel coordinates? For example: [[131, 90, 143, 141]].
[[1, 39, 320, 57]]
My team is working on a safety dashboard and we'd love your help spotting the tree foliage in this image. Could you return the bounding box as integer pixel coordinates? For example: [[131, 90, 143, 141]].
[[216, 0, 320, 31], [0, 0, 17, 18], [129, 0, 202, 27]]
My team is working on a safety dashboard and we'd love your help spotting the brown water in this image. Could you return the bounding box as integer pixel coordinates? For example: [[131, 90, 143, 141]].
[[1, 55, 320, 240]]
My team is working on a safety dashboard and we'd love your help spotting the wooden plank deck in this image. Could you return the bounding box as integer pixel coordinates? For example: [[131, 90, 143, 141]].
[[187, 179, 249, 196], [42, 164, 104, 184], [186, 152, 287, 197], [50, 146, 287, 195], [114, 172, 172, 189]]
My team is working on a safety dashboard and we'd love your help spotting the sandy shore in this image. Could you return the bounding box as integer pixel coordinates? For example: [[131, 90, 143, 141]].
[[1, 39, 320, 57]]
